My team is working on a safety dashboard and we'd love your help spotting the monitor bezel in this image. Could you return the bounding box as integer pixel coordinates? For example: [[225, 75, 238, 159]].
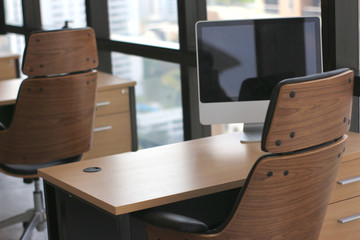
[[195, 17, 323, 125]]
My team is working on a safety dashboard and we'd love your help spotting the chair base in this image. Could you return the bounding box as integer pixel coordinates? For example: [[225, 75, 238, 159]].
[[0, 179, 46, 240]]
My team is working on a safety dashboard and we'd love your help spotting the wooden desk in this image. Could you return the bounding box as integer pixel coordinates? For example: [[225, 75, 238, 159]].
[[0, 71, 138, 157], [38, 131, 360, 240], [0, 78, 22, 106], [0, 52, 20, 80]]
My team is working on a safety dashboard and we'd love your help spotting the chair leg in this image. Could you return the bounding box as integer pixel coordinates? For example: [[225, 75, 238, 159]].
[[0, 179, 46, 239], [0, 210, 33, 229], [20, 212, 45, 240], [33, 179, 46, 231]]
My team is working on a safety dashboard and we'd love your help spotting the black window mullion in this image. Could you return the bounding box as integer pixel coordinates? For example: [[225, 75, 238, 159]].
[[321, 0, 336, 72], [85, 0, 112, 73], [4, 25, 25, 35], [96, 38, 195, 66], [22, 0, 41, 37], [178, 0, 210, 141], [0, 0, 5, 34]]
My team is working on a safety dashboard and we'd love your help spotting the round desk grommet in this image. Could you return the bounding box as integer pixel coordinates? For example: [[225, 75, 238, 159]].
[[83, 167, 102, 173]]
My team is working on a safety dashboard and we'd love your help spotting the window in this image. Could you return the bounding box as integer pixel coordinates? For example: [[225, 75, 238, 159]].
[[112, 52, 183, 149], [207, 0, 320, 21], [108, 0, 179, 49], [0, 34, 25, 77], [4, 0, 23, 26], [3, 0, 340, 147], [0, 34, 24, 53], [40, 0, 86, 29]]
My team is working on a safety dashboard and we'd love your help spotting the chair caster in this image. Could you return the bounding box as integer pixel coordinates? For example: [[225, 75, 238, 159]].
[[36, 221, 46, 231], [22, 221, 29, 229]]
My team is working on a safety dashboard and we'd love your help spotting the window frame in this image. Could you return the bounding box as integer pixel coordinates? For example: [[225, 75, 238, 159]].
[[0, 0, 346, 141]]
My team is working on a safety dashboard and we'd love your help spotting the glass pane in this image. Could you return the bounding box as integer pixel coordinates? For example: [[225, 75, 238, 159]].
[[0, 33, 25, 76], [108, 0, 179, 49], [207, 0, 320, 21], [112, 52, 183, 149], [40, 0, 86, 30], [4, 0, 23, 26], [206, 0, 321, 135]]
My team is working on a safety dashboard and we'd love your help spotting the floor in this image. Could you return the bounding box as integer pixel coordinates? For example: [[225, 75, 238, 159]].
[[0, 173, 48, 240]]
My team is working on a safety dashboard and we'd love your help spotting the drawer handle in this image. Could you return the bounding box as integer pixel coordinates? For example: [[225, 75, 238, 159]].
[[96, 101, 111, 107], [337, 176, 360, 185], [338, 213, 360, 224], [94, 126, 112, 132]]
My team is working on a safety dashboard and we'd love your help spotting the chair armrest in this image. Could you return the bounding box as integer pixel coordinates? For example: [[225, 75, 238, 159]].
[[132, 210, 209, 233]]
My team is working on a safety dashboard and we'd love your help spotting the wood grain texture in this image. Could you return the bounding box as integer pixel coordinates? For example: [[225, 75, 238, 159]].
[[264, 70, 353, 153], [83, 72, 135, 159], [84, 112, 132, 159], [38, 132, 360, 217], [96, 71, 136, 90], [341, 131, 360, 162], [319, 195, 360, 240], [39, 132, 263, 215], [0, 72, 136, 161], [0, 71, 97, 164], [95, 87, 130, 116], [0, 78, 23, 106], [0, 53, 19, 80], [0, 72, 135, 107], [146, 136, 347, 240], [22, 28, 98, 77], [143, 70, 354, 240], [329, 158, 360, 203]]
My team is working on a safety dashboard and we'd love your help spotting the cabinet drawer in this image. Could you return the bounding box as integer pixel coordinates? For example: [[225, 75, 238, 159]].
[[84, 112, 132, 159], [319, 196, 360, 240], [329, 158, 360, 203], [96, 88, 129, 116], [0, 59, 17, 80]]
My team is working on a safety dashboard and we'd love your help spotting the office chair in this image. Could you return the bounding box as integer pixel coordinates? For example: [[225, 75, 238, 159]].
[[133, 68, 354, 240], [0, 27, 98, 240]]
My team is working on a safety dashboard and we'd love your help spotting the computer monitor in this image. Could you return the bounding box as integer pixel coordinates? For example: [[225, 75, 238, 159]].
[[196, 17, 322, 142]]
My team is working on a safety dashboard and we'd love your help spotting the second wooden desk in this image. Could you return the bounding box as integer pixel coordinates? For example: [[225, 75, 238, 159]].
[[0, 71, 137, 158]]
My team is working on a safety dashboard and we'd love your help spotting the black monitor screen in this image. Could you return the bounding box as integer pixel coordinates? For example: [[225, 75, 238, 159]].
[[196, 17, 322, 103]]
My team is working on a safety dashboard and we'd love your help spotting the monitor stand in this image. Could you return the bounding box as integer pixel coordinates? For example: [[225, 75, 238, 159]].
[[240, 122, 263, 143]]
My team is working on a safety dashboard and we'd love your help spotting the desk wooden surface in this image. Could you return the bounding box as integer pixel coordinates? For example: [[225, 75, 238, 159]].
[[0, 78, 22, 106], [0, 71, 135, 107], [0, 52, 20, 81], [38, 131, 360, 216]]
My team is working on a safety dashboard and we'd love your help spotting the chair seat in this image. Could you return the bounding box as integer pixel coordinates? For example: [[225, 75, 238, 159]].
[[133, 210, 209, 233], [0, 155, 82, 176]]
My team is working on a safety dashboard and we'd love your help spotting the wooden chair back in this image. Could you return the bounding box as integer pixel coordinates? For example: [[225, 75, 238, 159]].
[[262, 68, 354, 153], [22, 27, 98, 77], [217, 69, 353, 239], [0, 28, 98, 164], [146, 136, 347, 240], [145, 69, 354, 240], [213, 135, 347, 240]]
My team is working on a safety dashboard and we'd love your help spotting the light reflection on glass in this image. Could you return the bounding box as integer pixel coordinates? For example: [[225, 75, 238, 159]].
[[0, 34, 25, 77], [4, 0, 23, 26], [40, 0, 86, 30], [108, 0, 179, 49], [111, 52, 183, 149]]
